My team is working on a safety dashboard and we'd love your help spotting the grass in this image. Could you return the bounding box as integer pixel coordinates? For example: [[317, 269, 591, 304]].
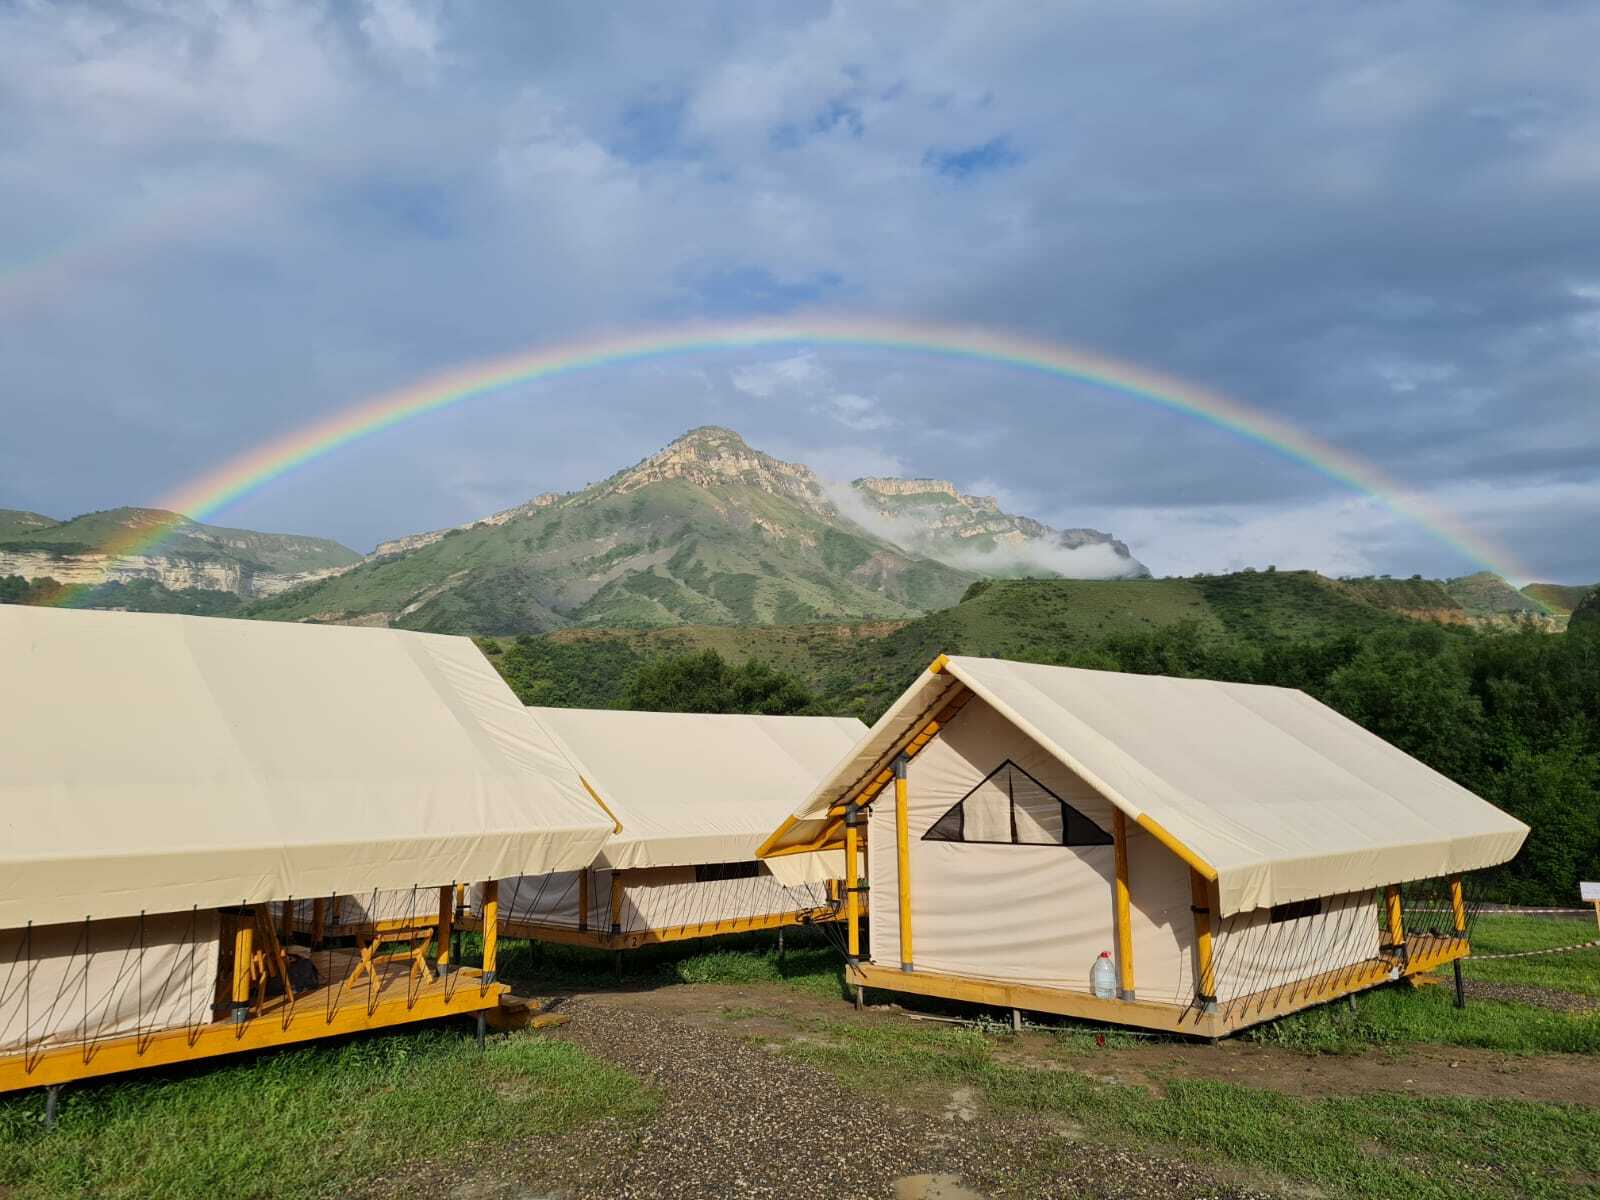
[[0, 1027, 655, 1200], [785, 1020, 1600, 1200], [482, 926, 851, 1001], [1456, 914, 1600, 997], [1245, 984, 1600, 1055]]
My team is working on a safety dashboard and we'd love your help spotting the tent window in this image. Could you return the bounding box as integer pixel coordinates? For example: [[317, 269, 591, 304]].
[[1269, 898, 1323, 924], [923, 759, 1112, 848], [695, 861, 762, 883]]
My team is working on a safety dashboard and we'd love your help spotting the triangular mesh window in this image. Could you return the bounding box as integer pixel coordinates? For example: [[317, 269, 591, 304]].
[[923, 759, 1113, 848]]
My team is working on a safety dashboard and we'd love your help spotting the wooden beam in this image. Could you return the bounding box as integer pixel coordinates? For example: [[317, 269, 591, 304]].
[[1384, 883, 1405, 952], [310, 897, 326, 947], [481, 880, 499, 982], [608, 871, 625, 934], [436, 885, 453, 971], [845, 806, 861, 961], [850, 960, 1214, 1036], [893, 755, 913, 971], [229, 910, 254, 1019], [1190, 870, 1216, 1008], [1448, 877, 1466, 934], [1112, 809, 1134, 1001], [459, 904, 842, 951], [579, 775, 623, 832], [0, 967, 506, 1094]]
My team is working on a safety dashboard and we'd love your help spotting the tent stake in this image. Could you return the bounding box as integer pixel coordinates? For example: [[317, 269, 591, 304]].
[[44, 1085, 60, 1130], [475, 1013, 486, 1051]]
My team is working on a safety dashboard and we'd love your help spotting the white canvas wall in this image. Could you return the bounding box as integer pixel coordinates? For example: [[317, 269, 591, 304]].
[[0, 910, 220, 1054], [870, 698, 1194, 998], [479, 866, 829, 936], [1212, 890, 1382, 1003]]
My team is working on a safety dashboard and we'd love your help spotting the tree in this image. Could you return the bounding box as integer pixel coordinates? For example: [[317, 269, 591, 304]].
[[622, 649, 818, 715], [1570, 588, 1600, 634]]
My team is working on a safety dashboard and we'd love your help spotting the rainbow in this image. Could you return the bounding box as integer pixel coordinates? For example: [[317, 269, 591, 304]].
[[48, 316, 1533, 603]]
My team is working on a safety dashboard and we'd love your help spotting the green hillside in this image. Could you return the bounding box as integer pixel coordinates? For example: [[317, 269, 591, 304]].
[[248, 429, 976, 633], [488, 569, 1424, 718], [0, 507, 359, 573], [1524, 582, 1598, 614], [1445, 570, 1543, 614], [0, 509, 60, 539]]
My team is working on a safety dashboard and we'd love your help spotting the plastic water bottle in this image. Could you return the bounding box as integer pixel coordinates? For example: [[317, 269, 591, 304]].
[[1090, 950, 1117, 999]]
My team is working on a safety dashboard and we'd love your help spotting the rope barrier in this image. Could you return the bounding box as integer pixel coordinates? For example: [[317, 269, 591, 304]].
[[1465, 938, 1600, 961]]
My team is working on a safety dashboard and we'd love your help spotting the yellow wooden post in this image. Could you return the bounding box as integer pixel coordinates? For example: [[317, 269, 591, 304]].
[[1112, 810, 1135, 1001], [1190, 871, 1215, 1010], [578, 869, 590, 932], [608, 871, 625, 934], [1447, 876, 1467, 1009], [844, 805, 861, 961], [1384, 883, 1405, 958], [436, 886, 453, 972], [893, 755, 913, 972], [230, 909, 255, 1024], [481, 880, 499, 983]]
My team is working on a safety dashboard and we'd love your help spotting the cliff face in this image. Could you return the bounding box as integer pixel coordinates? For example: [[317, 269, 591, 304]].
[[0, 549, 349, 597], [0, 507, 360, 599], [850, 476, 1148, 578], [372, 493, 563, 557]]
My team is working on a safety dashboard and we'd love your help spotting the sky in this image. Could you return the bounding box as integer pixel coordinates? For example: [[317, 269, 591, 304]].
[[1, 1, 1597, 583]]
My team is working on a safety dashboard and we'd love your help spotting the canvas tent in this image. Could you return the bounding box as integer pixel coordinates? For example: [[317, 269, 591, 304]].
[[464, 708, 867, 950], [758, 655, 1528, 1036], [0, 606, 614, 1092]]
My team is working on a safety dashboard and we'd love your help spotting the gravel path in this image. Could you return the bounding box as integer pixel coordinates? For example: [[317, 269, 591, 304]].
[[1460, 978, 1597, 1013], [515, 995, 1273, 1200]]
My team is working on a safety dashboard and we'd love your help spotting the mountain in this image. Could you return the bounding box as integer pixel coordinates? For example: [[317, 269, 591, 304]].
[[1444, 571, 1545, 615], [845, 477, 1147, 578], [1522, 582, 1599, 615], [1572, 589, 1600, 632], [0, 507, 361, 600], [249, 427, 995, 632], [483, 569, 1432, 717]]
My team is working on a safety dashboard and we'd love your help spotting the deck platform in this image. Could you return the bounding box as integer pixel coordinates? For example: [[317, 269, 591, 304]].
[[0, 947, 507, 1094], [849, 932, 1470, 1039]]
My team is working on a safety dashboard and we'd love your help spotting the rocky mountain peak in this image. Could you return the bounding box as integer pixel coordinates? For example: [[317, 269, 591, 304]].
[[605, 426, 827, 509]]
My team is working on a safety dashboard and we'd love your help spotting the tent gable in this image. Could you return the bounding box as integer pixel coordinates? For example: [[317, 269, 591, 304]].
[[923, 757, 1114, 849]]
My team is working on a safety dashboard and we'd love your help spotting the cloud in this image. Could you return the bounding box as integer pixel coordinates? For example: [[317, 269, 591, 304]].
[[0, 1, 1596, 584]]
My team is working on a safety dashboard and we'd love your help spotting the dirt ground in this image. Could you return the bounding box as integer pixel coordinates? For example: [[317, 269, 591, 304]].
[[383, 979, 1599, 1199]]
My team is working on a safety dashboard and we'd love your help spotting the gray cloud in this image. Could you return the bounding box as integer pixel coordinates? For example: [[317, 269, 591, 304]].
[[1, 0, 1596, 584]]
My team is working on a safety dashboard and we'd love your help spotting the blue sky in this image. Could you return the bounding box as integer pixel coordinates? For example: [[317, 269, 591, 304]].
[[1, 0, 1597, 582]]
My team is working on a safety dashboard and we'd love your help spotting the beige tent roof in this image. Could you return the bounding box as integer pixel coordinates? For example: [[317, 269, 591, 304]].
[[0, 607, 616, 928], [526, 707, 866, 870], [759, 655, 1528, 915]]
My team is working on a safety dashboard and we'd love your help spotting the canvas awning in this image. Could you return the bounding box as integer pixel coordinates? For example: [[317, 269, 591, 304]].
[[526, 707, 866, 872], [0, 607, 617, 928], [758, 655, 1528, 916]]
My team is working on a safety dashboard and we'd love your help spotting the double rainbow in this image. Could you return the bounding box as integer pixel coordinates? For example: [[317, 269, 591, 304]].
[[47, 316, 1530, 604]]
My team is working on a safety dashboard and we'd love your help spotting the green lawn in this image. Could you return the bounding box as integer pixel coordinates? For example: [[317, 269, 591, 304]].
[[785, 1020, 1600, 1200], [0, 1028, 655, 1200], [1457, 914, 1600, 997]]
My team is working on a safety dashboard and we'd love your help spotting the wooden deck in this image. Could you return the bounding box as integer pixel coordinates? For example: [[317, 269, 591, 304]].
[[458, 904, 841, 951], [0, 948, 507, 1094], [850, 932, 1471, 1039]]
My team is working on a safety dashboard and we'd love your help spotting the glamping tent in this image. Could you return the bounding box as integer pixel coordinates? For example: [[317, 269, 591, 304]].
[[758, 655, 1529, 1036], [461, 708, 867, 950], [0, 606, 614, 1094]]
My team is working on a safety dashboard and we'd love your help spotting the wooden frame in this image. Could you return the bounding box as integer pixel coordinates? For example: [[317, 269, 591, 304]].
[[0, 884, 517, 1095], [850, 930, 1470, 1038]]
